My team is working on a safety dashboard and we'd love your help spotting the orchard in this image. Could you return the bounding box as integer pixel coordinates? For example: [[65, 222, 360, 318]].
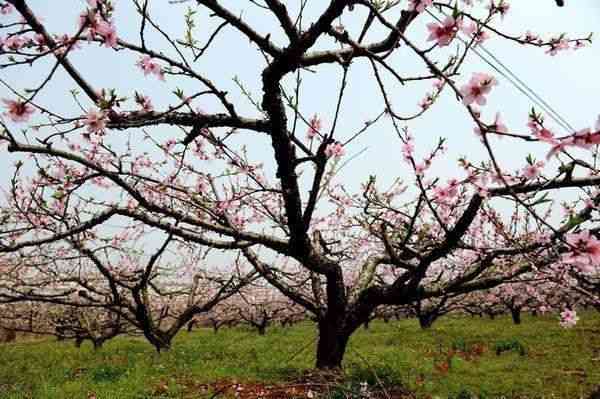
[[1, 0, 600, 397]]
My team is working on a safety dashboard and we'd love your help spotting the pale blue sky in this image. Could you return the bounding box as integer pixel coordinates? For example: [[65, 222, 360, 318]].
[[1, 0, 600, 230]]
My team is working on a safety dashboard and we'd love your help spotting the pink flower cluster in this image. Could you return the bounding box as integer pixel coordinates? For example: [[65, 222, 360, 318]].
[[561, 231, 600, 274], [1, 34, 27, 51], [2, 99, 35, 123], [521, 160, 544, 180], [427, 16, 461, 47], [84, 109, 108, 136], [559, 309, 579, 328], [433, 178, 460, 205], [325, 142, 345, 158], [137, 56, 165, 81], [460, 73, 498, 106], [462, 22, 490, 45], [79, 0, 117, 48], [531, 116, 600, 159], [407, 0, 433, 13], [307, 114, 322, 140], [0, 3, 13, 14]]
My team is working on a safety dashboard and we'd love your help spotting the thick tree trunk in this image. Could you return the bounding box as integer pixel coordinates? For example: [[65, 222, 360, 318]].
[[257, 323, 267, 336], [186, 320, 195, 332], [418, 314, 436, 329], [363, 319, 370, 330], [510, 307, 522, 325], [315, 321, 350, 369]]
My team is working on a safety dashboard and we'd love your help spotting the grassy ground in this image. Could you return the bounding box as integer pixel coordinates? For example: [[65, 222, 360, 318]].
[[0, 313, 599, 398]]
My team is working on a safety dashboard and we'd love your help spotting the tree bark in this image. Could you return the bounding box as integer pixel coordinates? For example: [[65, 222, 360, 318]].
[[315, 320, 350, 369], [418, 313, 436, 329], [93, 339, 104, 350], [510, 307, 522, 325]]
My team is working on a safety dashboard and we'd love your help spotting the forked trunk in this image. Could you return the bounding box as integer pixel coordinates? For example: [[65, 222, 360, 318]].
[[144, 330, 172, 353]]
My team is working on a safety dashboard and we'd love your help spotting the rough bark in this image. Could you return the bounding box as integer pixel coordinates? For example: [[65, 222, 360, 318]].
[[315, 320, 350, 369], [510, 307, 522, 325]]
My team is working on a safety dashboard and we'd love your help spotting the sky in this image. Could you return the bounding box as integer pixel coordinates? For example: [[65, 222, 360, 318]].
[[1, 0, 600, 252]]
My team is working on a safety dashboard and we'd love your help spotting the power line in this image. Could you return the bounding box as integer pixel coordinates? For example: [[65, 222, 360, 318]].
[[425, 8, 576, 133]]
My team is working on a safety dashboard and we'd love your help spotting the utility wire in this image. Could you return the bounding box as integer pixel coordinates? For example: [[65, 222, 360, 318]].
[[425, 8, 576, 133]]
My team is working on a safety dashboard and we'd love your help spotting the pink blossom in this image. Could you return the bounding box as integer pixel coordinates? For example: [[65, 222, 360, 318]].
[[414, 162, 427, 176], [136, 56, 165, 81], [433, 178, 460, 204], [462, 22, 490, 45], [571, 128, 600, 149], [562, 231, 600, 273], [460, 73, 498, 106], [33, 33, 46, 48], [559, 309, 579, 328], [523, 30, 540, 43], [521, 161, 544, 180], [490, 112, 507, 135], [407, 0, 433, 13], [84, 109, 107, 134], [324, 142, 345, 158], [3, 35, 26, 51], [96, 20, 118, 48], [546, 38, 570, 56], [307, 114, 322, 139], [401, 138, 414, 160], [138, 95, 153, 112], [419, 94, 434, 110], [533, 127, 556, 144], [573, 40, 587, 50], [0, 3, 13, 15], [2, 99, 35, 123], [426, 16, 461, 47], [490, 1, 510, 19], [163, 139, 177, 152]]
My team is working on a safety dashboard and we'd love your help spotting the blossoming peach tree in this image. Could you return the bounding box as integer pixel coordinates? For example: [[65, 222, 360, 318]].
[[0, 0, 599, 368]]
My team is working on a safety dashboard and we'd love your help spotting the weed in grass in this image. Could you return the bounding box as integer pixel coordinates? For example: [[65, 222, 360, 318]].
[[493, 338, 527, 356]]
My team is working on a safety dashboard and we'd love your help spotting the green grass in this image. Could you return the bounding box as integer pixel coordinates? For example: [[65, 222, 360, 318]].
[[1, 313, 599, 398]]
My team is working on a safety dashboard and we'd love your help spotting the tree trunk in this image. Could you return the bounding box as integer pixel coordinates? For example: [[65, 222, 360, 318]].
[[363, 319, 370, 330], [93, 339, 104, 350], [186, 320, 195, 332], [510, 307, 522, 325], [315, 321, 350, 369], [418, 313, 436, 329], [257, 324, 266, 336]]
